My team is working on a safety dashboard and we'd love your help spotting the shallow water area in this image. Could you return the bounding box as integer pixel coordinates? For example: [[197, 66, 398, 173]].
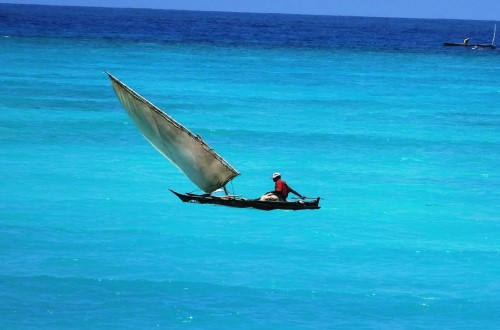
[[1, 4, 500, 329]]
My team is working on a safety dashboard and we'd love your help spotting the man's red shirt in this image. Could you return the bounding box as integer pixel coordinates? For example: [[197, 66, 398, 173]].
[[275, 178, 291, 200]]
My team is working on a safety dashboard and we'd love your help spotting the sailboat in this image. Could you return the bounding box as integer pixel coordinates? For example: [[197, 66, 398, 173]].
[[106, 72, 320, 211], [443, 24, 496, 49]]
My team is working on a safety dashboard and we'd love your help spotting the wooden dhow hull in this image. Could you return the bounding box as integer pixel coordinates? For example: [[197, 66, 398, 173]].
[[170, 190, 320, 211], [443, 42, 496, 49]]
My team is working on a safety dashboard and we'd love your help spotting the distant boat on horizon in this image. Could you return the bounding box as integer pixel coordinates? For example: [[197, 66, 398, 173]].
[[443, 24, 496, 49]]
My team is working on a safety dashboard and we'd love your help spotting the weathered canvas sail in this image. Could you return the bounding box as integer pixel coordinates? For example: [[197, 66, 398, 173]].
[[107, 72, 239, 193]]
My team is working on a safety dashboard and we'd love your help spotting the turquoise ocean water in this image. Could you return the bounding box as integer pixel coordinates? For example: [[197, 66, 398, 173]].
[[1, 4, 499, 328]]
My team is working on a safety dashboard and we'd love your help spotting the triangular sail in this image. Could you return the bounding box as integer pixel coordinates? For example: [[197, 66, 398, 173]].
[[493, 24, 496, 45], [107, 72, 239, 193]]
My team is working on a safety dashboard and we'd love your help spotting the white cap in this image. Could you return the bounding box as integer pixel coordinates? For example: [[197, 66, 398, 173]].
[[272, 172, 281, 179]]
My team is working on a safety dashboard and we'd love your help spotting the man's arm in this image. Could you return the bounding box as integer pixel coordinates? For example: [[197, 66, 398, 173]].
[[289, 187, 305, 199]]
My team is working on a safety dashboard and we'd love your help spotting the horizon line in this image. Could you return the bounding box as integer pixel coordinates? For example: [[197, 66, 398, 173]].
[[1, 2, 499, 22]]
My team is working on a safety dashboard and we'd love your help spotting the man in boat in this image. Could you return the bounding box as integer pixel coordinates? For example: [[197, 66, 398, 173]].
[[260, 172, 306, 201], [464, 37, 470, 45]]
